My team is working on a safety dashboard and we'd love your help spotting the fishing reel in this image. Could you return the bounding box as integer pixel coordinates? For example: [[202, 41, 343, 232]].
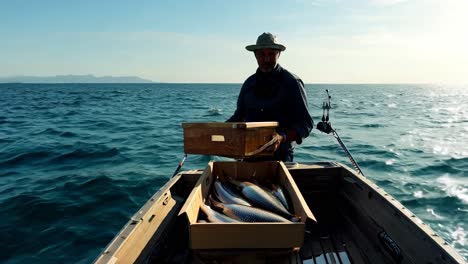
[[316, 89, 333, 134], [317, 121, 333, 134]]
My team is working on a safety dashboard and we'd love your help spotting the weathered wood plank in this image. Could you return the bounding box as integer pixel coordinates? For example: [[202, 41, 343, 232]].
[[182, 122, 277, 157]]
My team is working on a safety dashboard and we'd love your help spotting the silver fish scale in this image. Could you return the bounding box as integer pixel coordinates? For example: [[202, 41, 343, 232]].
[[214, 181, 251, 206], [272, 187, 289, 210], [201, 205, 239, 223], [224, 204, 289, 222], [242, 184, 291, 218]]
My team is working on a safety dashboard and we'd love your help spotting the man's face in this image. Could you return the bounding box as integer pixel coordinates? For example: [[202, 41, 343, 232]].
[[255, 48, 280, 73]]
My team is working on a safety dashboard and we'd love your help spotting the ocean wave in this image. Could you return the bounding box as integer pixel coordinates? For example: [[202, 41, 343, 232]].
[[89, 95, 107, 101], [65, 110, 80, 116], [355, 160, 396, 172], [205, 108, 222, 116], [359, 123, 385, 128], [410, 160, 465, 176], [0, 171, 20, 177], [0, 175, 139, 263], [31, 104, 52, 111], [0, 118, 26, 125], [60, 99, 83, 107], [436, 175, 468, 204], [401, 196, 462, 208], [0, 193, 64, 220], [90, 120, 117, 128], [0, 138, 13, 144], [445, 157, 468, 171], [348, 143, 399, 158], [0, 151, 54, 166], [50, 147, 120, 163], [10, 106, 25, 110], [110, 90, 128, 95], [426, 208, 445, 219], [33, 128, 62, 136], [60, 131, 77, 137]]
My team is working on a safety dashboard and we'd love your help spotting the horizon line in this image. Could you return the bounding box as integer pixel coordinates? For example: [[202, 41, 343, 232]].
[[1, 82, 465, 85]]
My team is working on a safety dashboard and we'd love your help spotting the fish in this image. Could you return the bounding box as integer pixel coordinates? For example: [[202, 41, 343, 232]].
[[254, 180, 290, 211], [199, 203, 239, 223], [213, 180, 252, 206], [209, 197, 289, 222], [228, 178, 294, 219], [269, 183, 289, 211]]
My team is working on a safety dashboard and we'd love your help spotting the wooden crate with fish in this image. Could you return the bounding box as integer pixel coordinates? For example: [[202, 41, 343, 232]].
[[181, 122, 278, 158], [179, 160, 316, 250]]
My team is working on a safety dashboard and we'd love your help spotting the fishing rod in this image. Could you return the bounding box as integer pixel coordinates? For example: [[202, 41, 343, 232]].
[[172, 153, 187, 178], [316, 89, 364, 176]]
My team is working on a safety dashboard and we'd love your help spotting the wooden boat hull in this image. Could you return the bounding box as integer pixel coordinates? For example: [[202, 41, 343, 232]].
[[94, 162, 465, 264]]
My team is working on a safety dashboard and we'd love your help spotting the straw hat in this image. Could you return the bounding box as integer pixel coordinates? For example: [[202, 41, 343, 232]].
[[245, 32, 286, 52]]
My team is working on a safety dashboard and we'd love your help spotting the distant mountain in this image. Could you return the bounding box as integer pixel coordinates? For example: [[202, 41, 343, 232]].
[[0, 74, 154, 83]]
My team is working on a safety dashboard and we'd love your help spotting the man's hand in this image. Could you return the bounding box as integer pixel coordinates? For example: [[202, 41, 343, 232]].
[[272, 132, 285, 151]]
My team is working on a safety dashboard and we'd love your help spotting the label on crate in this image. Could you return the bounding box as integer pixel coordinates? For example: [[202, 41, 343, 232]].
[[211, 135, 225, 142]]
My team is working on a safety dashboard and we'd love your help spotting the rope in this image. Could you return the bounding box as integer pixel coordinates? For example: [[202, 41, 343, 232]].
[[244, 134, 280, 157]]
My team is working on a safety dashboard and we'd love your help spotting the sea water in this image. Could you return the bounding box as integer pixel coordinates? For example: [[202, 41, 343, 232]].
[[0, 83, 466, 263]]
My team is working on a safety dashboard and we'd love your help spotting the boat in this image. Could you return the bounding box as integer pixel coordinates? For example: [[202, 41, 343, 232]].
[[93, 161, 465, 264], [95, 90, 465, 263]]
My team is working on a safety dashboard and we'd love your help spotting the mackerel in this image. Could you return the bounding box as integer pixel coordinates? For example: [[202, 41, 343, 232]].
[[228, 179, 293, 219], [199, 204, 239, 223], [209, 197, 289, 222], [213, 180, 252, 206], [270, 183, 289, 210]]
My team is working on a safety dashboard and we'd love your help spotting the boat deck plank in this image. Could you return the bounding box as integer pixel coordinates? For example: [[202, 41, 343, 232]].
[[298, 189, 394, 264]]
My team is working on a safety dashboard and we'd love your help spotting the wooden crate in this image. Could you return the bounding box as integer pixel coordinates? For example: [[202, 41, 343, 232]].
[[178, 161, 316, 250], [182, 122, 278, 158]]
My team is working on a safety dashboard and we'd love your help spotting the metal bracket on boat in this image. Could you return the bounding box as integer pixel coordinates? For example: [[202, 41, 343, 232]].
[[378, 231, 403, 263]]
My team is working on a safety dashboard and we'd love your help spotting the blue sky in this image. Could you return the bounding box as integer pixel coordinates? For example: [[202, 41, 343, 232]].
[[1, 0, 467, 83]]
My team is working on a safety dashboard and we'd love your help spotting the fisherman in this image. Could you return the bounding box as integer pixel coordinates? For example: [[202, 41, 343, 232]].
[[227, 32, 313, 162]]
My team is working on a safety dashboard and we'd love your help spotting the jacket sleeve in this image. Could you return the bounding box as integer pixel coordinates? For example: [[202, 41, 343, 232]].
[[288, 78, 313, 144]]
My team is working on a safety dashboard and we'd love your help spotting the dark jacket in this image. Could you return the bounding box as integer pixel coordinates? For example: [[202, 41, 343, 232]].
[[227, 64, 313, 161]]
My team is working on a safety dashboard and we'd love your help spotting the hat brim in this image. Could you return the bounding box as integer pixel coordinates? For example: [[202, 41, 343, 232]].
[[246, 44, 286, 51]]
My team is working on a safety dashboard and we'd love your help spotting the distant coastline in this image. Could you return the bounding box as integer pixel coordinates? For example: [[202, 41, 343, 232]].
[[0, 74, 154, 83]]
